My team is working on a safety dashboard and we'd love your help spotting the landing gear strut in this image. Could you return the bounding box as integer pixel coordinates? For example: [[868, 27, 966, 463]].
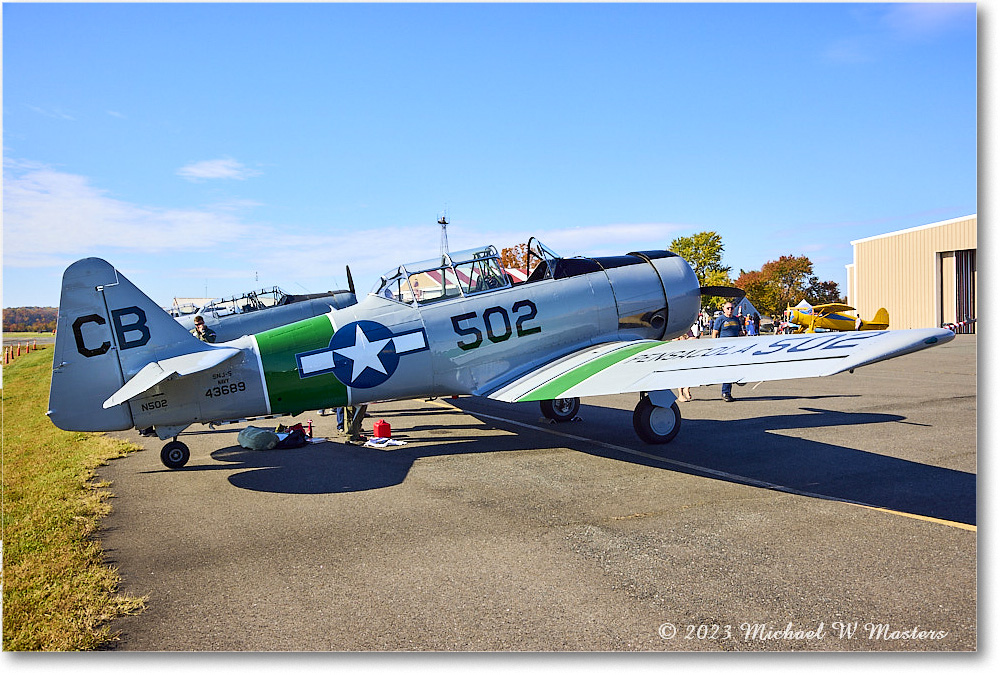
[[160, 439, 190, 469], [540, 397, 580, 423], [632, 395, 681, 444]]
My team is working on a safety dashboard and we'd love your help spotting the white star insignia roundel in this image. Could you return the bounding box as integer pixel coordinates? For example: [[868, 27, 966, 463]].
[[294, 320, 429, 388], [334, 324, 393, 382]]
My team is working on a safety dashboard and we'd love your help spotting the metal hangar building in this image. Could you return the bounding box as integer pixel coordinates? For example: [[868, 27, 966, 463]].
[[846, 214, 977, 333]]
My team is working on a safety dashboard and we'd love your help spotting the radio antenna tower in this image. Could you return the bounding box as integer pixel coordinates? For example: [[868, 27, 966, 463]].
[[438, 209, 450, 257]]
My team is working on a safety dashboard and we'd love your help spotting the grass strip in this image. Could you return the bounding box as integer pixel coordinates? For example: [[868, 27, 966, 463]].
[[2, 347, 147, 650]]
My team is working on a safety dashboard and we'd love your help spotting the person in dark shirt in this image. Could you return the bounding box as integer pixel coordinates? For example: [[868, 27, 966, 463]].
[[712, 302, 743, 401]]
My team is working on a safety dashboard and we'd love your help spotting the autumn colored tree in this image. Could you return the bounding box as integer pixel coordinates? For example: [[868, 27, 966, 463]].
[[732, 269, 776, 316], [2, 307, 58, 332], [500, 243, 529, 270], [734, 255, 841, 317]]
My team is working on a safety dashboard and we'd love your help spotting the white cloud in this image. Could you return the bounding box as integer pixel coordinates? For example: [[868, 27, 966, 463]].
[[259, 220, 684, 288], [822, 37, 877, 65], [176, 158, 261, 181], [2, 159, 699, 303], [1, 160, 423, 295], [824, 4, 973, 64], [543, 223, 689, 257], [882, 4, 973, 42], [2, 160, 265, 268], [26, 104, 75, 121]]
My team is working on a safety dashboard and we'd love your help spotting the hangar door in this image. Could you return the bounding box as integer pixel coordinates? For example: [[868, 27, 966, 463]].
[[955, 249, 976, 333]]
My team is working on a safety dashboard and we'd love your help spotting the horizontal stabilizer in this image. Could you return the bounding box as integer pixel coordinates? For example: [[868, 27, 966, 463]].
[[103, 347, 241, 409]]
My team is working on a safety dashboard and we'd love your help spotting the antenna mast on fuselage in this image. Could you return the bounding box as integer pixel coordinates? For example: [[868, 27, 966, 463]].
[[438, 209, 450, 257]]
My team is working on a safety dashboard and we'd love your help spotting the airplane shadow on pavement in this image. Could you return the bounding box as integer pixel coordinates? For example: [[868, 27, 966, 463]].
[[212, 442, 416, 495], [568, 405, 976, 527], [195, 401, 974, 527]]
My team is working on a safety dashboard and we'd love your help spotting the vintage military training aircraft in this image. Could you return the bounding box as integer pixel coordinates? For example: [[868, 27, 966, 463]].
[[174, 280, 358, 343], [788, 302, 890, 333], [48, 238, 953, 468]]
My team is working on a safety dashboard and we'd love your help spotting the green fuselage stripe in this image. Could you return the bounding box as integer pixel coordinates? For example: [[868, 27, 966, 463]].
[[255, 314, 349, 413], [517, 341, 660, 402]]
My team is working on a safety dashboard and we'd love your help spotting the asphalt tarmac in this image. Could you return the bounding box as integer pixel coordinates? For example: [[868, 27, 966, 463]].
[[99, 334, 977, 651]]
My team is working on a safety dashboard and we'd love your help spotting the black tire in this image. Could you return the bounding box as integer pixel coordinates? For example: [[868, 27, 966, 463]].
[[540, 397, 580, 423], [632, 397, 681, 444], [160, 440, 190, 469]]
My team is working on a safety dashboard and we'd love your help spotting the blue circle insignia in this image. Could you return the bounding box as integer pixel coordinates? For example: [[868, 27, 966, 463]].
[[328, 320, 399, 388]]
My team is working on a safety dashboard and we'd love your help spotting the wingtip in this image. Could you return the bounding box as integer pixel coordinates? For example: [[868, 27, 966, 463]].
[[932, 327, 957, 343]]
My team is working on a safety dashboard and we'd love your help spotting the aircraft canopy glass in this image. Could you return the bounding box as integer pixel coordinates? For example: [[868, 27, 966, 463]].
[[370, 240, 562, 306], [525, 237, 561, 282]]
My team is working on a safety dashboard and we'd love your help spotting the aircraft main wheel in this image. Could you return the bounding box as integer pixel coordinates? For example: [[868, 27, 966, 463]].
[[160, 440, 190, 469], [633, 397, 681, 444], [540, 397, 580, 423]]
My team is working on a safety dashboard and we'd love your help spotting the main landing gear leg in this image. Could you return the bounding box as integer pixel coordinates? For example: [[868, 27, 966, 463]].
[[632, 391, 681, 444], [160, 438, 191, 469]]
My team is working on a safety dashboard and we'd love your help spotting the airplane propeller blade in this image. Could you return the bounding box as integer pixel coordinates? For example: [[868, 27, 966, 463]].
[[700, 285, 746, 300], [346, 265, 355, 295]]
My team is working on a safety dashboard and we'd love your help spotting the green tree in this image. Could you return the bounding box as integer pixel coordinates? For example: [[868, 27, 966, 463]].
[[670, 231, 733, 310], [810, 280, 844, 305], [669, 231, 730, 287], [734, 255, 841, 317], [701, 269, 735, 311]]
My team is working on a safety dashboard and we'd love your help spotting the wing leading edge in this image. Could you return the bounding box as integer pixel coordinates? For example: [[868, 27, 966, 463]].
[[488, 328, 954, 403]]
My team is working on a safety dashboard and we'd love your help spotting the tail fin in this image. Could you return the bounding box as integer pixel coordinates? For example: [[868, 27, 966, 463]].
[[48, 258, 212, 431], [860, 307, 890, 330]]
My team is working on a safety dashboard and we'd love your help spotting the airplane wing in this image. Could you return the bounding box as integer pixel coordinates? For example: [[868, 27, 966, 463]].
[[487, 328, 953, 403], [810, 302, 856, 314], [102, 347, 242, 408]]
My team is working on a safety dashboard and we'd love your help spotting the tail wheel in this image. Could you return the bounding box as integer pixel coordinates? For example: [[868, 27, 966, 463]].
[[633, 397, 681, 444], [160, 440, 190, 469], [540, 397, 580, 423]]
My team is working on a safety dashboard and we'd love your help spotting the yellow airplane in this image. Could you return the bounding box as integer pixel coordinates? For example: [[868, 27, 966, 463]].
[[788, 303, 889, 333]]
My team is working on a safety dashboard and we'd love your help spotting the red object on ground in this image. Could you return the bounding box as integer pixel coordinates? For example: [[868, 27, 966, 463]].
[[373, 419, 391, 438]]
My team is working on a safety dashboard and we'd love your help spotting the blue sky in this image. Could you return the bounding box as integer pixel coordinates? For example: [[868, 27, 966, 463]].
[[2, 2, 977, 309]]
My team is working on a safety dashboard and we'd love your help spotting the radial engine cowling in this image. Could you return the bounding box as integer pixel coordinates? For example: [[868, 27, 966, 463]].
[[587, 250, 701, 341]]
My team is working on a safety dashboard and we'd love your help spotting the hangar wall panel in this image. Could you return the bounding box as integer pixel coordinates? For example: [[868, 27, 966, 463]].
[[849, 215, 977, 331]]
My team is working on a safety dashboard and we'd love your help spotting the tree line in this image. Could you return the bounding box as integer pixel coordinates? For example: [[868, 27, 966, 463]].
[[668, 231, 842, 316], [3, 307, 58, 333]]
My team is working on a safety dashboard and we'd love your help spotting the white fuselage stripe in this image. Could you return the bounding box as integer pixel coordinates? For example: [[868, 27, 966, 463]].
[[249, 335, 272, 415]]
